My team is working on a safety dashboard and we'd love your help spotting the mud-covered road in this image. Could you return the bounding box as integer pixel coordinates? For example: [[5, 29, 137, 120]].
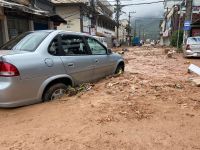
[[1, 46, 200, 150]]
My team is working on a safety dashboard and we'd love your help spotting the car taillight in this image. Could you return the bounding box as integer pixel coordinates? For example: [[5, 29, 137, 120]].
[[186, 44, 191, 50], [0, 61, 20, 77]]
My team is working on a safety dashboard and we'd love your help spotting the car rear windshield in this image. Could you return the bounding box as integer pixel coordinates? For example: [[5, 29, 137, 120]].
[[0, 31, 50, 51], [187, 37, 200, 44]]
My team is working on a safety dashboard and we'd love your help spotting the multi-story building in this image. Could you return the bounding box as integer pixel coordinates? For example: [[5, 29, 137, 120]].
[[0, 0, 65, 46], [52, 0, 116, 47], [117, 19, 128, 45], [160, 0, 200, 46]]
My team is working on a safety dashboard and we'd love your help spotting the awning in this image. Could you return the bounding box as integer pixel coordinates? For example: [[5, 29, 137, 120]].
[[0, 0, 49, 16], [50, 15, 67, 24], [0, 0, 67, 23]]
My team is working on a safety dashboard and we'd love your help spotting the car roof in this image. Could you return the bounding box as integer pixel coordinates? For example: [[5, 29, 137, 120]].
[[30, 30, 94, 37], [48, 30, 94, 38]]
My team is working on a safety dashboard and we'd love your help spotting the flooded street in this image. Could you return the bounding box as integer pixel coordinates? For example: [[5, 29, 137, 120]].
[[1, 46, 200, 150]]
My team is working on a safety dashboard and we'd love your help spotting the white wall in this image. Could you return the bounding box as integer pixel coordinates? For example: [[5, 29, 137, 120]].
[[56, 6, 81, 32], [193, 0, 200, 6], [96, 26, 115, 37]]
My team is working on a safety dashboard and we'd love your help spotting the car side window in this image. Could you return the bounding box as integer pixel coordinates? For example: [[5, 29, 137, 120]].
[[61, 35, 87, 55], [87, 37, 107, 55], [48, 36, 60, 55]]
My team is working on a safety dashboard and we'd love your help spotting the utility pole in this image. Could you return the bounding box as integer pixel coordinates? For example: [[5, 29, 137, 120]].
[[183, 0, 193, 44], [139, 25, 141, 39], [128, 11, 136, 45], [115, 0, 121, 41], [142, 28, 144, 41], [90, 0, 96, 35], [134, 20, 137, 37]]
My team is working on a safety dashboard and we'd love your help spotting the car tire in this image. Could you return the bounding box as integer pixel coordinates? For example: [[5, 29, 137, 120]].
[[43, 83, 68, 102], [115, 64, 124, 74]]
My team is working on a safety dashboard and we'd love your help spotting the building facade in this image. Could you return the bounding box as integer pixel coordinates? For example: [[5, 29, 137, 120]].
[[53, 0, 116, 47], [160, 0, 200, 46], [0, 0, 65, 46], [117, 19, 128, 45]]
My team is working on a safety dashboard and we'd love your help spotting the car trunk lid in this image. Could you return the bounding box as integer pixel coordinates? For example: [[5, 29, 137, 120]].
[[190, 44, 200, 52], [0, 50, 30, 57]]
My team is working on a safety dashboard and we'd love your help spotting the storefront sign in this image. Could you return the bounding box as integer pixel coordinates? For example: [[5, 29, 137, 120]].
[[66, 20, 74, 29]]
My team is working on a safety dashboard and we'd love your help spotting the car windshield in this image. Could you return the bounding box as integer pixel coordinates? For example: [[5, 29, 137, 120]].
[[0, 31, 50, 51], [187, 37, 200, 44]]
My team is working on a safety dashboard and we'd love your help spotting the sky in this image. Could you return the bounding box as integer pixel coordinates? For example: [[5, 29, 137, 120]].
[[109, 0, 165, 40], [110, 0, 165, 19]]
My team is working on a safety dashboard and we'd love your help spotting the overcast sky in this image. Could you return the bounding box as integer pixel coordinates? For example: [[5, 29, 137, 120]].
[[110, 0, 164, 19]]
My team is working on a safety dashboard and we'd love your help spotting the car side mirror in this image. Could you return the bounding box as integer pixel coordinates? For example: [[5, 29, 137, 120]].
[[107, 49, 112, 55]]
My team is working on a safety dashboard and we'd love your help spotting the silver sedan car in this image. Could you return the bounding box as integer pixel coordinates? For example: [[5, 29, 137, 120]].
[[0, 30, 124, 107]]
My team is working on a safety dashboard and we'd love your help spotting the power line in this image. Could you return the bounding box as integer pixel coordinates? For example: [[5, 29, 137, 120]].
[[100, 1, 165, 6]]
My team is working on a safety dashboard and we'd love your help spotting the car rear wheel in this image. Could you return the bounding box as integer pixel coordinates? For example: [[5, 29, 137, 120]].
[[115, 64, 124, 74], [43, 83, 68, 102]]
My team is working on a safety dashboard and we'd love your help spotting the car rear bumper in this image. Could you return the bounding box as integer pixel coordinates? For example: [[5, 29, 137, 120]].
[[0, 77, 41, 107], [185, 50, 200, 57]]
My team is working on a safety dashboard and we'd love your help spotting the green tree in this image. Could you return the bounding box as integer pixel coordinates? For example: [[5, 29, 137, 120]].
[[170, 30, 183, 49]]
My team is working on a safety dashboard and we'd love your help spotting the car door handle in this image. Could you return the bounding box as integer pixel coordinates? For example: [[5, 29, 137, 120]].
[[68, 63, 74, 67], [95, 59, 99, 63]]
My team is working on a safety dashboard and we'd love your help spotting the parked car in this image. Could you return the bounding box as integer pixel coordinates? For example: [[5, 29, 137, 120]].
[[183, 36, 200, 57], [0, 30, 125, 107]]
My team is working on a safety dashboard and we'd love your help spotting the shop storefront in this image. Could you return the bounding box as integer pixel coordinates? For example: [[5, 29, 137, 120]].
[[0, 1, 66, 45], [34, 21, 48, 30], [33, 16, 49, 30], [7, 16, 29, 39]]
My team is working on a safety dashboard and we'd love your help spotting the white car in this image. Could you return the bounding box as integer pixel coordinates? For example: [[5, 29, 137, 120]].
[[183, 36, 200, 58]]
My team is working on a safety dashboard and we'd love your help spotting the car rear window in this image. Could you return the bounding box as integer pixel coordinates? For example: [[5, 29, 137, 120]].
[[187, 37, 200, 44], [0, 31, 50, 51]]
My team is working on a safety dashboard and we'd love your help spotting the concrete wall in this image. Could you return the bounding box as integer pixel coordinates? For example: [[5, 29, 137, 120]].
[[56, 6, 81, 32], [0, 7, 3, 46], [160, 36, 170, 46], [0, 7, 9, 45]]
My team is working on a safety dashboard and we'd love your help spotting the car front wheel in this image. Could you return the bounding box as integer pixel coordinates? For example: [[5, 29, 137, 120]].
[[43, 83, 68, 102]]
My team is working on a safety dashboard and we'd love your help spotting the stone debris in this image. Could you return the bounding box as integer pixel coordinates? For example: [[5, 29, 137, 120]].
[[189, 77, 200, 87], [167, 50, 176, 58], [188, 64, 200, 75]]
